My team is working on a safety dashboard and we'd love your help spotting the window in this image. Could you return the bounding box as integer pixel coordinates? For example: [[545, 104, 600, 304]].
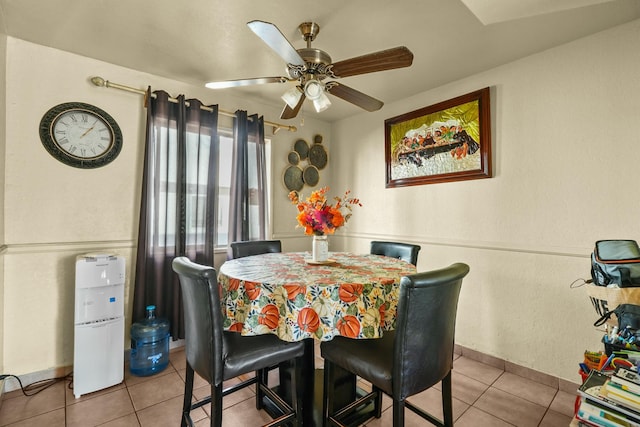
[[216, 131, 271, 247], [151, 126, 270, 250]]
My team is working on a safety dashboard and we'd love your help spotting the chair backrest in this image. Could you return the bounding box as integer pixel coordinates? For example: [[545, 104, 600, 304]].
[[393, 263, 469, 398], [370, 241, 421, 266], [230, 240, 282, 259], [172, 257, 223, 386]]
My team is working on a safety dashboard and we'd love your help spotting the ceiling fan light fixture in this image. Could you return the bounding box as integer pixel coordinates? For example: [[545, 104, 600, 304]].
[[312, 91, 332, 113], [281, 86, 303, 109], [304, 79, 324, 100]]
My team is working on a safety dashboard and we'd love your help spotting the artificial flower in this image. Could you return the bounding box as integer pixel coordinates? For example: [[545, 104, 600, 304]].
[[288, 187, 361, 236]]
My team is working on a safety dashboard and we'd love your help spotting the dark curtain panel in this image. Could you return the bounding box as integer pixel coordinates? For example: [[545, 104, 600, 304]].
[[226, 111, 267, 258], [133, 88, 219, 339]]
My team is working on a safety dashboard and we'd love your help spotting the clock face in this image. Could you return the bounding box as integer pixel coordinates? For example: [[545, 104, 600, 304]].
[[39, 102, 123, 168]]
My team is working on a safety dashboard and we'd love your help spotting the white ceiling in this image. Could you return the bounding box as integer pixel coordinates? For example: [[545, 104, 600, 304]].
[[1, 0, 638, 122]]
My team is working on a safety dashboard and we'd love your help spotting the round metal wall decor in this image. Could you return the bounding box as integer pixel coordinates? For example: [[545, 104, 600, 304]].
[[294, 139, 309, 160], [303, 165, 320, 187], [284, 165, 304, 192], [284, 134, 328, 192], [287, 151, 300, 165], [309, 144, 328, 169]]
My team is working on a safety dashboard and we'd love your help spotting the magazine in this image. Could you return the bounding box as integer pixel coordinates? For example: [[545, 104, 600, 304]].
[[578, 370, 640, 422], [613, 367, 640, 395], [578, 398, 640, 427]]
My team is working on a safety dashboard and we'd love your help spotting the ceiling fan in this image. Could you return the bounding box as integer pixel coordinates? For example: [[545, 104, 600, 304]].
[[205, 20, 414, 120]]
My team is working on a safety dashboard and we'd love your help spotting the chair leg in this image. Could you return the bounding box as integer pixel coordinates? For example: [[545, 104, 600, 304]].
[[256, 369, 267, 410], [393, 398, 405, 427], [322, 360, 334, 427], [211, 383, 223, 427], [292, 357, 303, 427], [182, 364, 195, 427], [372, 385, 383, 418], [441, 371, 453, 427]]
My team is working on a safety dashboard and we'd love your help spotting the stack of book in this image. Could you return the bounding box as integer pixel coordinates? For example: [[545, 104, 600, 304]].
[[577, 367, 640, 426]]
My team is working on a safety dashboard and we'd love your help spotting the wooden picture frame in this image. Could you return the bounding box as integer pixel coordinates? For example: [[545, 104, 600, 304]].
[[385, 87, 492, 187]]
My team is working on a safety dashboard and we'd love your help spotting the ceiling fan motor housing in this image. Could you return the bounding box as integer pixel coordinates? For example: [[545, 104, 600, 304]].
[[286, 47, 332, 82]]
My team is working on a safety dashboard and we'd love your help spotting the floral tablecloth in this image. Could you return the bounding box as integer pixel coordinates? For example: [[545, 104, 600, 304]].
[[218, 252, 417, 342]]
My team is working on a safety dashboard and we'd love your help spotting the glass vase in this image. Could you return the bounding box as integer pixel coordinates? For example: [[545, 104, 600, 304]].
[[312, 234, 329, 262]]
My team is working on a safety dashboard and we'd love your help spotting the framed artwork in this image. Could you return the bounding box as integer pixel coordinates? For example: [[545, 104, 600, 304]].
[[384, 87, 492, 187]]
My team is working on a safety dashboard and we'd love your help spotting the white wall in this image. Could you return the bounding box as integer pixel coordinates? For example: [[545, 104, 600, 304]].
[[329, 18, 640, 383], [1, 37, 330, 377]]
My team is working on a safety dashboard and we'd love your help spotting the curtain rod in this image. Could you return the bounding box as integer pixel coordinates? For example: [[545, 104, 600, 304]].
[[89, 76, 297, 133]]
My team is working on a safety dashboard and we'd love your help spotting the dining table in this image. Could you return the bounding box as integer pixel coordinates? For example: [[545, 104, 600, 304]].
[[217, 251, 417, 426]]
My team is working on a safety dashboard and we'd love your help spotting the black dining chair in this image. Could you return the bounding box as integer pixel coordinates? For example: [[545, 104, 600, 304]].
[[172, 256, 304, 427], [321, 263, 470, 427], [370, 240, 421, 266], [230, 239, 282, 259]]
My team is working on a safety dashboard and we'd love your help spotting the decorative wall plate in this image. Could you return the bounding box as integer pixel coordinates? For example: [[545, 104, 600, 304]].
[[303, 165, 320, 186], [294, 139, 309, 160], [284, 136, 329, 192], [309, 144, 328, 169], [287, 151, 300, 165], [284, 165, 304, 191]]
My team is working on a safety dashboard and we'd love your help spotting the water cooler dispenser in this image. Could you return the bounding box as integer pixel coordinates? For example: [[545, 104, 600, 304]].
[[73, 253, 125, 399]]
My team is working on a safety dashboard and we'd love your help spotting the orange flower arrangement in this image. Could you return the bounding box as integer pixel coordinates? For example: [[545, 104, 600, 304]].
[[288, 187, 361, 236]]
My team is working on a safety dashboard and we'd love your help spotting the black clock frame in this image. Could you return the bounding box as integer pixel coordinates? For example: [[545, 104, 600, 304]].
[[39, 102, 123, 169]]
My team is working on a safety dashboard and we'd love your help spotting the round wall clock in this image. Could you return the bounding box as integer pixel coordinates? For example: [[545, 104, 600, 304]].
[[39, 102, 123, 169]]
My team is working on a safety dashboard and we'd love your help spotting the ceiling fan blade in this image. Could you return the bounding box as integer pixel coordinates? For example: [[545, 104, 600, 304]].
[[280, 93, 306, 120], [326, 82, 384, 112], [247, 20, 306, 67], [329, 46, 414, 78], [205, 76, 289, 89]]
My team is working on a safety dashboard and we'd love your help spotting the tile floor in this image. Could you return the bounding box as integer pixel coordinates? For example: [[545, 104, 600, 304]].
[[0, 343, 579, 427]]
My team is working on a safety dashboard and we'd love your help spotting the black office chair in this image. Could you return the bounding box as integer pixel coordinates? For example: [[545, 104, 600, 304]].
[[172, 257, 304, 427], [321, 263, 470, 427], [370, 240, 421, 266], [230, 239, 282, 259]]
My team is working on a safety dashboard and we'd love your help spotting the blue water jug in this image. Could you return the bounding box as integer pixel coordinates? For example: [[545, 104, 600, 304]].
[[130, 305, 170, 376]]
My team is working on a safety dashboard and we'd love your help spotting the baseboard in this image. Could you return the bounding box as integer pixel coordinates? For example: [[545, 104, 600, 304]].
[[4, 339, 186, 393], [454, 344, 579, 394], [2, 366, 71, 393], [0, 378, 5, 410]]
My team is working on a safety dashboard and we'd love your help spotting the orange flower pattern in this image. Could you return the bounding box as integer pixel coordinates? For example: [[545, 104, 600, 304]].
[[219, 252, 416, 341]]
